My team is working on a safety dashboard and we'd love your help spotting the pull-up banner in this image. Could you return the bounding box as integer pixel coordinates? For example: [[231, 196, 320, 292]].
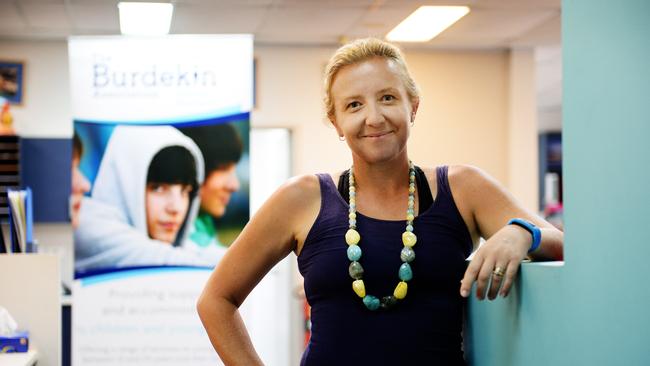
[[69, 35, 252, 366]]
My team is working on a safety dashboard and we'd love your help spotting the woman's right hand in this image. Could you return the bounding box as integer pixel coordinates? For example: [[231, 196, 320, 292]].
[[196, 174, 321, 365]]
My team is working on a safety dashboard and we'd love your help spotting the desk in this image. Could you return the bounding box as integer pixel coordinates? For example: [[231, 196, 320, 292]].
[[0, 349, 39, 366]]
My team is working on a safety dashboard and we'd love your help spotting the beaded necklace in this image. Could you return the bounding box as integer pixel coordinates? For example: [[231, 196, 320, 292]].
[[345, 162, 417, 310]]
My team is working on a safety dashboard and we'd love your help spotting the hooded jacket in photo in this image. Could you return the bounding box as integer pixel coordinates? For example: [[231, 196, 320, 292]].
[[75, 125, 226, 272]]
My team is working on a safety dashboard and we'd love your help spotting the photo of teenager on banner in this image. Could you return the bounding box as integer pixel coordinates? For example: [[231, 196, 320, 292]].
[[71, 132, 91, 229], [180, 123, 243, 250], [74, 125, 226, 273]]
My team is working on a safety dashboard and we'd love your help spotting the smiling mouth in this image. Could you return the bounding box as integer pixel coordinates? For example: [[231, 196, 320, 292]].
[[363, 131, 393, 138]]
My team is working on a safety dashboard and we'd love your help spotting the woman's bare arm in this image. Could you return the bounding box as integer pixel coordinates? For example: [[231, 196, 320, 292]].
[[452, 165, 564, 300], [197, 175, 320, 365]]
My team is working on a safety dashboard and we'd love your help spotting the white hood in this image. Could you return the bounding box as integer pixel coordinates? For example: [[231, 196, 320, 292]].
[[91, 125, 204, 244]]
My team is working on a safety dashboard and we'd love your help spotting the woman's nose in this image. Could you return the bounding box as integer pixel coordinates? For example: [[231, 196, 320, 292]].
[[364, 102, 385, 126]]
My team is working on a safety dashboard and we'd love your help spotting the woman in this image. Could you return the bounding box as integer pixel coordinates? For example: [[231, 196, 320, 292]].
[[75, 125, 224, 272], [197, 38, 563, 365]]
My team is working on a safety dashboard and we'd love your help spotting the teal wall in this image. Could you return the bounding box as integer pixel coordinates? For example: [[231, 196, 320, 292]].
[[466, 1, 650, 365]]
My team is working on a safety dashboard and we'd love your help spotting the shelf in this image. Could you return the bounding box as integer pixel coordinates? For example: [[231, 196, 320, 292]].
[[0, 349, 38, 366]]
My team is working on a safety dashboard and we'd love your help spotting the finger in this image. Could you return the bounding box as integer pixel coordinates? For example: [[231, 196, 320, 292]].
[[475, 257, 495, 300], [460, 254, 484, 298], [499, 261, 521, 297], [487, 264, 506, 300]]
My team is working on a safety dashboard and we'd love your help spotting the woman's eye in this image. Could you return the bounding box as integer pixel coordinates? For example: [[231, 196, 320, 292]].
[[381, 94, 396, 102], [347, 101, 361, 110]]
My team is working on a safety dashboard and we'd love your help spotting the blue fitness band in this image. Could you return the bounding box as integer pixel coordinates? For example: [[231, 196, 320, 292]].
[[507, 218, 542, 253]]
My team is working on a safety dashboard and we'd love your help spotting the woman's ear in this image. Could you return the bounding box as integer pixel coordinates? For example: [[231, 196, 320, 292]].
[[330, 117, 344, 138], [411, 97, 420, 122]]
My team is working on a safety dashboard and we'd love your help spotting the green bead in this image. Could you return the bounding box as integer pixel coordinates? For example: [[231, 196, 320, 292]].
[[348, 261, 364, 280], [400, 246, 415, 262], [347, 244, 362, 261], [399, 263, 413, 281], [363, 295, 380, 310], [380, 296, 398, 309]]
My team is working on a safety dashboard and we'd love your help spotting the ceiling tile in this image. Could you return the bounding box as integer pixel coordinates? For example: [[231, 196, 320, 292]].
[[21, 3, 71, 29], [171, 4, 268, 34], [276, 0, 375, 6], [256, 4, 365, 39], [68, 3, 119, 32], [434, 8, 557, 43], [345, 3, 420, 40], [0, 2, 27, 29], [19, 0, 65, 4], [175, 0, 275, 4], [474, 0, 561, 9], [510, 12, 561, 47]]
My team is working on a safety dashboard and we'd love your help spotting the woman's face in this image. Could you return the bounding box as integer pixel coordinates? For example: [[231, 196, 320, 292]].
[[145, 183, 192, 243], [330, 57, 418, 164]]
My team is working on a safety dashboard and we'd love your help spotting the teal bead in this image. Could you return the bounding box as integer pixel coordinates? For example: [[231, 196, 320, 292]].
[[399, 263, 413, 281], [349, 261, 364, 280], [400, 246, 415, 263], [363, 295, 380, 310], [347, 245, 362, 261]]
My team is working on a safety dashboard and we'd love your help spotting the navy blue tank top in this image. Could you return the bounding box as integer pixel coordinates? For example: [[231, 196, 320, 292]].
[[298, 166, 473, 365]]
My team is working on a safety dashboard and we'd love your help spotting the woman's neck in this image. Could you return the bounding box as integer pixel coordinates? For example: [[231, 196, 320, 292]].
[[350, 154, 411, 196]]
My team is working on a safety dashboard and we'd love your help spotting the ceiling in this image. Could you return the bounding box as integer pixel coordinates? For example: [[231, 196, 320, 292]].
[[0, 0, 562, 120], [0, 0, 561, 48]]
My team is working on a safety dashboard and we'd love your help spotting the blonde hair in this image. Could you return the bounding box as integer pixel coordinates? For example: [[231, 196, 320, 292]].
[[323, 38, 419, 121]]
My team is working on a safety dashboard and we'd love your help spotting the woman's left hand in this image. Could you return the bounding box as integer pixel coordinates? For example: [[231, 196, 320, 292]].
[[459, 224, 531, 300]]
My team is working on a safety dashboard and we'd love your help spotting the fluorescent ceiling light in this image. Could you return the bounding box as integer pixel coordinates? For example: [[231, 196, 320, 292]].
[[118, 2, 173, 36], [386, 6, 470, 42]]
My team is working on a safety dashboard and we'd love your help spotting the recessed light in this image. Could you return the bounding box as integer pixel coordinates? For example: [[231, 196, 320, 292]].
[[386, 6, 470, 42], [118, 2, 174, 36]]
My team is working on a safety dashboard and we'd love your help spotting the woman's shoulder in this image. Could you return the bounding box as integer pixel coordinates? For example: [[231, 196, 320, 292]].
[[417, 164, 494, 205], [447, 164, 498, 191], [271, 174, 322, 208], [417, 164, 486, 179]]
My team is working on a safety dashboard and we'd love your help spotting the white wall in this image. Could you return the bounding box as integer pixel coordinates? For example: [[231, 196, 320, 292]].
[[0, 40, 72, 137], [508, 49, 539, 211], [253, 46, 514, 189]]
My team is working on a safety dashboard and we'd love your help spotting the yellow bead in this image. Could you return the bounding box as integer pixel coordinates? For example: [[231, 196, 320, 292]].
[[346, 229, 360, 245], [352, 280, 366, 298], [394, 281, 408, 299], [409, 186, 416, 193], [406, 213, 414, 222], [402, 231, 417, 247], [349, 212, 356, 220]]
